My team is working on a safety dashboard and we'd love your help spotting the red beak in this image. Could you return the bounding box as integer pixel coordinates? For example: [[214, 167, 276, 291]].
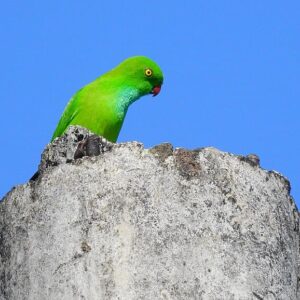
[[152, 86, 161, 97]]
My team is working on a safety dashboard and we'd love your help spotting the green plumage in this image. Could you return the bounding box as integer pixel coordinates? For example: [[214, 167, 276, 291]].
[[52, 56, 163, 142]]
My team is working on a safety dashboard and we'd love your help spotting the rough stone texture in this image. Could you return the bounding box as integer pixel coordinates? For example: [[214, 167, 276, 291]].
[[0, 126, 299, 300]]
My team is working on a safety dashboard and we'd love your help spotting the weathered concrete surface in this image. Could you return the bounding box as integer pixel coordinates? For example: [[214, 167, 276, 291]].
[[0, 126, 299, 300]]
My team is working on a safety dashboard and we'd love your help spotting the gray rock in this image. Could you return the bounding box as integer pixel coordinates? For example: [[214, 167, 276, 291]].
[[0, 126, 299, 300]]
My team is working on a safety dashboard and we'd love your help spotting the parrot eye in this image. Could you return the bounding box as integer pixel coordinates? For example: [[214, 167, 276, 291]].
[[145, 68, 153, 77]]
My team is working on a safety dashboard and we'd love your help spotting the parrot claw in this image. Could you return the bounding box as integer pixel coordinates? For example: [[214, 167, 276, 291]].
[[74, 135, 102, 159]]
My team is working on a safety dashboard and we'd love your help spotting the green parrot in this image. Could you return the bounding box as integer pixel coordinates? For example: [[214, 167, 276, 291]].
[[51, 56, 163, 142]]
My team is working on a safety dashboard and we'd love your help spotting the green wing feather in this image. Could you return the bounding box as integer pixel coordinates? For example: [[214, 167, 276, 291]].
[[51, 90, 81, 141], [51, 82, 123, 143]]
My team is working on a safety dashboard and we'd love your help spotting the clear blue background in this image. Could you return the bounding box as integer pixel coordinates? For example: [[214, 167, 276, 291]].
[[1, 1, 299, 207]]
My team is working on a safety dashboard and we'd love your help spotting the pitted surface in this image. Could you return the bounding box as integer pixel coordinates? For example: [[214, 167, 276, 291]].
[[1, 126, 299, 300]]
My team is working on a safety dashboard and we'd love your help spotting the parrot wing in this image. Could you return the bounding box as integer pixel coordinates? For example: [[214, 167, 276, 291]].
[[51, 89, 82, 141]]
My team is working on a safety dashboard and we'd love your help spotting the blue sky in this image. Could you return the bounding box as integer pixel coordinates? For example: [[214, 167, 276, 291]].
[[1, 1, 299, 207]]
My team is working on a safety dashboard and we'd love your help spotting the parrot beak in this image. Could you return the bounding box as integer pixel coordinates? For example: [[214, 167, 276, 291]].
[[152, 86, 161, 97]]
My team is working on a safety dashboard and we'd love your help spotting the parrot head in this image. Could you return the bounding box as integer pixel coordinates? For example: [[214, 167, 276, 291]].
[[111, 56, 163, 98]]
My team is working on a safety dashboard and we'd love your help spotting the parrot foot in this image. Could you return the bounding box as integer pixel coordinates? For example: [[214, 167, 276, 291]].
[[74, 135, 102, 159]]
